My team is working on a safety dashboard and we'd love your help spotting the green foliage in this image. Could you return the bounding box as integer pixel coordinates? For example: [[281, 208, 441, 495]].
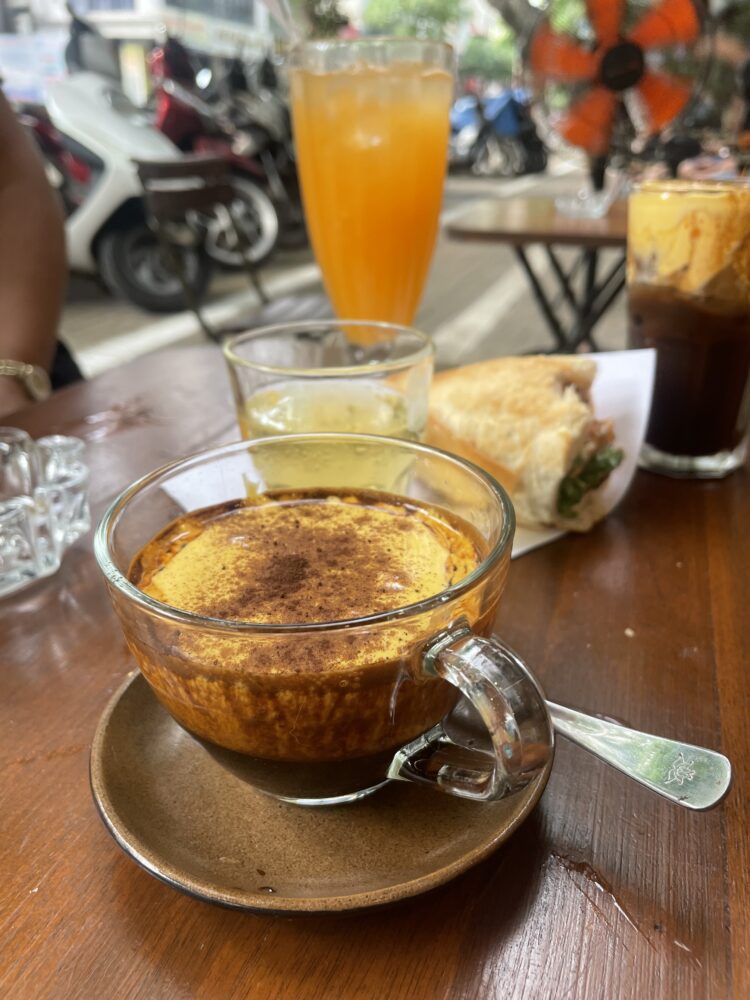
[[363, 0, 467, 40], [294, 0, 348, 37], [548, 0, 586, 36], [718, 2, 750, 38], [459, 35, 515, 82]]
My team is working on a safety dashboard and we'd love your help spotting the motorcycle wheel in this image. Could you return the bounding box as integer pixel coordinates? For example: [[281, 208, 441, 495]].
[[97, 224, 212, 313], [203, 176, 279, 270], [471, 135, 516, 178], [525, 144, 548, 174], [508, 140, 527, 176]]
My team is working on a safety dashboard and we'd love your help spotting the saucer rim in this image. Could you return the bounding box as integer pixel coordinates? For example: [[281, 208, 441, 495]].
[[90, 671, 552, 914]]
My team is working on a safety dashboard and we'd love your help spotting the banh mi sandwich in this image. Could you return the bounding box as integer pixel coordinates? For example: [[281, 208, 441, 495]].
[[427, 356, 624, 532]]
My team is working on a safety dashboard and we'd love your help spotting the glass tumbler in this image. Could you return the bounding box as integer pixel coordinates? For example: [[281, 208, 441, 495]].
[[1, 428, 90, 597], [627, 179, 750, 477], [223, 321, 434, 487]]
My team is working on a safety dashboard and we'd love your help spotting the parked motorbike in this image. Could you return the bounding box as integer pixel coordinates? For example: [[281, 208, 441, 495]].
[[149, 37, 285, 269], [26, 12, 210, 312], [450, 89, 547, 177], [218, 56, 307, 251], [17, 104, 87, 215]]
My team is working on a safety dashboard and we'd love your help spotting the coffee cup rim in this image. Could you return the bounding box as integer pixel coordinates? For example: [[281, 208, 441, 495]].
[[94, 433, 515, 634]]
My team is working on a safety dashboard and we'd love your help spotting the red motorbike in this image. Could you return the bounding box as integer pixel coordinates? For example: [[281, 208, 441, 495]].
[[149, 38, 281, 268], [17, 103, 97, 214]]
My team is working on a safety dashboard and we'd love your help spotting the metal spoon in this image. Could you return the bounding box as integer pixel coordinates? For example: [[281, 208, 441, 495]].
[[546, 701, 731, 810]]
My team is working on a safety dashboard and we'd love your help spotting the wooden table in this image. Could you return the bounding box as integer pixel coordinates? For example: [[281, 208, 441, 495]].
[[2, 346, 748, 1000], [446, 196, 628, 352]]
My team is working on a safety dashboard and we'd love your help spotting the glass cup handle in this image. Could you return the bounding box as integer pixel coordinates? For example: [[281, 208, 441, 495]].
[[388, 627, 554, 801]]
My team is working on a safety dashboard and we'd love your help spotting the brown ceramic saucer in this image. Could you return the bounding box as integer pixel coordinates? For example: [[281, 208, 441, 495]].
[[90, 672, 551, 914]]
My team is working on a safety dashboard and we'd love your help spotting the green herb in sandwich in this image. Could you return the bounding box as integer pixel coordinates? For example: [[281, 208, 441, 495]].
[[557, 446, 624, 519]]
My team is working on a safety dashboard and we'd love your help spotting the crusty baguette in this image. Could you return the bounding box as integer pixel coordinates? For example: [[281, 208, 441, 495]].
[[427, 356, 616, 532]]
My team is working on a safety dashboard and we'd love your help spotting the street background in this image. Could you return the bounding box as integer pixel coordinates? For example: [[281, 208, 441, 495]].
[[61, 159, 629, 380], [10, 0, 749, 380]]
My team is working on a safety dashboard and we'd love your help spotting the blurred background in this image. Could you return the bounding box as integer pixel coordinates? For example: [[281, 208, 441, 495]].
[[4, 0, 750, 376]]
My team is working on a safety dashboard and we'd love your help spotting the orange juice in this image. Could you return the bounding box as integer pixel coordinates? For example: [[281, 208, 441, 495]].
[[291, 62, 453, 326]]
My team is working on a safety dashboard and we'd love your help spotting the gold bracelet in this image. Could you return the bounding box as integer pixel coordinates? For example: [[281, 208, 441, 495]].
[[0, 360, 52, 401]]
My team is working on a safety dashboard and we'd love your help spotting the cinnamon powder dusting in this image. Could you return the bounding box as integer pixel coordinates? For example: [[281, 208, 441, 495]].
[[130, 489, 483, 625]]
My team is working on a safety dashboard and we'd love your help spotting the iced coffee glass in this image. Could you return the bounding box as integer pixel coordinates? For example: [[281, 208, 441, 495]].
[[628, 180, 750, 477]]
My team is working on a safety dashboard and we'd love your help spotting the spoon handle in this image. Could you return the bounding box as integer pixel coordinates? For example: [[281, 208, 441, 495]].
[[546, 702, 732, 811]]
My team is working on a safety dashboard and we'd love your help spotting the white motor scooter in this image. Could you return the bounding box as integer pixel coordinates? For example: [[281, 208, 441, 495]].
[[43, 12, 211, 311]]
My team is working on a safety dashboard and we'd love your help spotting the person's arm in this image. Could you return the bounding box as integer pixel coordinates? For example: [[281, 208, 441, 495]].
[[0, 91, 67, 418]]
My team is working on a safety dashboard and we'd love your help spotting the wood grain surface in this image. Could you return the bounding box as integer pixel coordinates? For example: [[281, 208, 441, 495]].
[[446, 197, 628, 248], [1, 345, 746, 1000]]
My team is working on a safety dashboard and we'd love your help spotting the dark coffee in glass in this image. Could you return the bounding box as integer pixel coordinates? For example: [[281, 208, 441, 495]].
[[627, 181, 750, 477]]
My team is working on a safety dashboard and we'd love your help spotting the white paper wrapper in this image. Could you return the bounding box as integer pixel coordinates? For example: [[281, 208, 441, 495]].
[[512, 349, 656, 558]]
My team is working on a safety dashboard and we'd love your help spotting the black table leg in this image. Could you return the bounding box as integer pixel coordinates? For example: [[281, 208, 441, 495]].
[[512, 244, 626, 354], [514, 246, 567, 350], [544, 246, 579, 315], [567, 254, 626, 351]]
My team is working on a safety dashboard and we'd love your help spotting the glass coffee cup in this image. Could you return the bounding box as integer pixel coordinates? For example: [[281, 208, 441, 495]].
[[95, 434, 550, 806], [627, 179, 750, 477]]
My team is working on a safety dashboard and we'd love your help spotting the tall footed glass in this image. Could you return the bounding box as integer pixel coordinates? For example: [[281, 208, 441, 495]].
[[290, 39, 454, 327], [95, 434, 554, 807]]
